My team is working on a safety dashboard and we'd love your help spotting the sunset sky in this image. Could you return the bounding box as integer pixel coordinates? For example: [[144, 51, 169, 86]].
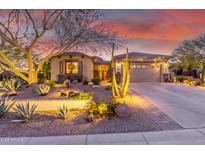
[[102, 10, 205, 56]]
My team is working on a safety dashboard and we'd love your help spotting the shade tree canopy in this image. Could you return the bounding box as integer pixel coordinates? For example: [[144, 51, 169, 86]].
[[172, 33, 205, 83], [0, 10, 119, 84], [172, 40, 202, 71]]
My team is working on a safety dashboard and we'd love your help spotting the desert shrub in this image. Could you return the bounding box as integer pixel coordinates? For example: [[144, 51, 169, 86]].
[[192, 80, 201, 86], [0, 96, 15, 118], [83, 78, 89, 85], [36, 84, 50, 96], [68, 91, 92, 100], [98, 103, 108, 116], [171, 76, 177, 83], [176, 76, 188, 83], [77, 92, 92, 100], [13, 102, 38, 121], [2, 78, 22, 92], [37, 73, 46, 84], [183, 79, 190, 84], [85, 100, 117, 122], [106, 100, 117, 118], [63, 79, 70, 88], [57, 105, 69, 120], [72, 80, 78, 84], [105, 85, 112, 90], [46, 80, 55, 88], [85, 101, 99, 120], [91, 77, 101, 85], [68, 91, 75, 98]]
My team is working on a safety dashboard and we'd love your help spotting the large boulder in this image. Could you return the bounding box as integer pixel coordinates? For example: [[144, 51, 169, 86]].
[[116, 103, 131, 118]]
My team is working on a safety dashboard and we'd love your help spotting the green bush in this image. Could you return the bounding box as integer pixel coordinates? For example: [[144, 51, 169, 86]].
[[176, 76, 188, 82], [37, 73, 46, 84], [0, 96, 15, 118], [105, 85, 112, 90], [68, 91, 92, 100], [83, 78, 89, 85], [2, 78, 22, 92], [98, 103, 108, 116], [91, 77, 101, 85], [85, 101, 99, 116], [13, 102, 39, 121], [106, 100, 117, 118], [46, 80, 55, 88], [36, 84, 50, 96], [57, 105, 69, 120], [85, 100, 117, 122]]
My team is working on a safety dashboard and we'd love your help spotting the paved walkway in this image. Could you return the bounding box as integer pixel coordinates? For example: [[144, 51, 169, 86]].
[[1, 128, 205, 145], [131, 83, 205, 129]]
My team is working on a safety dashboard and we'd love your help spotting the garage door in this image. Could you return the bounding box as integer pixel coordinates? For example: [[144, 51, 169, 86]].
[[130, 63, 161, 82]]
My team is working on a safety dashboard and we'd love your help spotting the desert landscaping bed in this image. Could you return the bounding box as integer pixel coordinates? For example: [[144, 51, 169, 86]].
[[0, 84, 182, 137]]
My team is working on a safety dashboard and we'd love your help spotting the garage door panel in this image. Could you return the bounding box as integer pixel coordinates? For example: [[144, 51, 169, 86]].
[[130, 65, 160, 82]]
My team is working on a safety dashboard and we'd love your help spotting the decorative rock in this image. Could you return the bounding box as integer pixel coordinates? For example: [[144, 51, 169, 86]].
[[60, 90, 68, 97], [63, 79, 70, 88], [86, 113, 94, 122], [116, 103, 131, 118], [10, 119, 26, 123]]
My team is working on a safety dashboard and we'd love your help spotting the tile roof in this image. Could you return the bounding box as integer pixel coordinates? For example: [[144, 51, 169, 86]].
[[114, 52, 171, 59]]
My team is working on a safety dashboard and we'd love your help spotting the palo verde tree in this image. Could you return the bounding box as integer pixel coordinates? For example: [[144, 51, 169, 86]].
[[0, 10, 118, 85]]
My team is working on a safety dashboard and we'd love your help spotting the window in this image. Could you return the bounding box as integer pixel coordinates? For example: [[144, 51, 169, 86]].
[[65, 61, 79, 74]]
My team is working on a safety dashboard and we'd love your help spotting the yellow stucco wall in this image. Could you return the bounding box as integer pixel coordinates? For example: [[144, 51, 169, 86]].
[[50, 54, 94, 81]]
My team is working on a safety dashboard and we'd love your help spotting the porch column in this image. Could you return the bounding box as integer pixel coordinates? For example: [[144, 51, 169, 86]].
[[160, 63, 165, 82]]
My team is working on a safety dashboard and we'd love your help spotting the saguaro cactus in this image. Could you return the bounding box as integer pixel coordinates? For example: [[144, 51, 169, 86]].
[[111, 45, 130, 98], [111, 44, 120, 97], [121, 48, 130, 98]]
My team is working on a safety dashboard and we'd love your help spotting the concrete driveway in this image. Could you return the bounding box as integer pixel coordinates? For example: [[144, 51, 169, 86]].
[[130, 83, 205, 129]]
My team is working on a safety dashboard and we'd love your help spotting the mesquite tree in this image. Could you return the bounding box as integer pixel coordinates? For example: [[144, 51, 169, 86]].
[[0, 10, 117, 85], [192, 34, 205, 84], [172, 40, 202, 73], [172, 34, 205, 84]]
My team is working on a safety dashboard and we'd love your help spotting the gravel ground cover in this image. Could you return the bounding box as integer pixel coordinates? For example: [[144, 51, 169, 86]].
[[0, 84, 183, 137]]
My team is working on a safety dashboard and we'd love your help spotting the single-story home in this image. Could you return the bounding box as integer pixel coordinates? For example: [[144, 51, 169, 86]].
[[50, 52, 170, 83]]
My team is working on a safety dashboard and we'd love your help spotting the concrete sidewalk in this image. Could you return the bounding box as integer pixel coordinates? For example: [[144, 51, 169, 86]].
[[2, 128, 205, 145]]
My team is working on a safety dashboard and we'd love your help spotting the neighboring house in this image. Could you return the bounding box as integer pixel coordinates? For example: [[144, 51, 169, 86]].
[[50, 52, 170, 83]]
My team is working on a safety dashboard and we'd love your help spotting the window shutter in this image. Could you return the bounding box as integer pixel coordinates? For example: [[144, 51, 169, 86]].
[[79, 61, 83, 74], [59, 61, 63, 74]]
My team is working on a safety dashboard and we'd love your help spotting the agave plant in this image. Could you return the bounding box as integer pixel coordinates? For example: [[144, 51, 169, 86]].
[[13, 102, 38, 121], [57, 105, 69, 120], [36, 84, 50, 96], [2, 78, 22, 92], [0, 96, 15, 118]]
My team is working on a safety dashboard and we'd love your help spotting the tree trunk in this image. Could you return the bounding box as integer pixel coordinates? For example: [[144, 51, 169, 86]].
[[28, 73, 38, 93]]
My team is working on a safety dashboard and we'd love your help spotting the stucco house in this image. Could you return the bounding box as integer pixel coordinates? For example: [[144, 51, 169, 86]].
[[50, 52, 170, 83]]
